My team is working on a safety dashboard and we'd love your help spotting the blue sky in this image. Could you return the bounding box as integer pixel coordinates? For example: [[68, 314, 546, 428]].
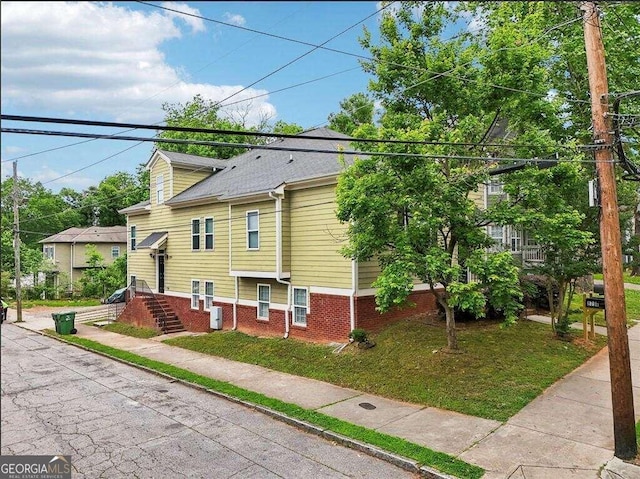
[[1, 1, 393, 192]]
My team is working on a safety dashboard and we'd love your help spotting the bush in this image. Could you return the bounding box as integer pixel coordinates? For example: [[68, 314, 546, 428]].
[[520, 274, 559, 311], [349, 328, 368, 343]]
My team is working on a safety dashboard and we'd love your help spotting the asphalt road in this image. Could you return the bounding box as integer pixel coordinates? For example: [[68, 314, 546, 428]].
[[0, 324, 415, 479]]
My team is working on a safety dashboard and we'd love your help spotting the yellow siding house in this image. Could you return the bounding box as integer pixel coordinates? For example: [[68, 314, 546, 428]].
[[118, 129, 438, 341]]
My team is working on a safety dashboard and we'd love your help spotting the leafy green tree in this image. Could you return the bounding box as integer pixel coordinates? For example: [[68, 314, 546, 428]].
[[1, 177, 83, 274], [337, 122, 523, 351], [79, 245, 126, 298], [491, 162, 596, 334], [80, 171, 148, 226], [335, 2, 565, 349], [157, 94, 259, 159], [271, 120, 304, 135], [328, 93, 376, 135]]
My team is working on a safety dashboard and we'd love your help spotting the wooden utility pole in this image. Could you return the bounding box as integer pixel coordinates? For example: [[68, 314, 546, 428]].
[[12, 161, 23, 322], [582, 1, 637, 459]]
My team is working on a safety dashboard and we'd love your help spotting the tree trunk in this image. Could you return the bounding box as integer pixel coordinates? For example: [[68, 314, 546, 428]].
[[632, 209, 640, 276], [444, 304, 458, 350], [547, 278, 556, 333]]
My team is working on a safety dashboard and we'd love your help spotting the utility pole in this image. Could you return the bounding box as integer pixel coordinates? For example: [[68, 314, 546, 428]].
[[582, 1, 637, 459], [12, 161, 23, 322]]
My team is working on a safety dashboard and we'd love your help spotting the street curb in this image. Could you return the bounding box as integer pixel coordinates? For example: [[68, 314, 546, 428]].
[[24, 325, 457, 479]]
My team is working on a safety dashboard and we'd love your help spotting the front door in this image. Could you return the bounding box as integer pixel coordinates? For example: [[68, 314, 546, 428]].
[[158, 254, 165, 293]]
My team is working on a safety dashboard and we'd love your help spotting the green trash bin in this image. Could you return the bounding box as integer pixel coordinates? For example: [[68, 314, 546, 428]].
[[52, 312, 76, 335], [51, 313, 61, 333]]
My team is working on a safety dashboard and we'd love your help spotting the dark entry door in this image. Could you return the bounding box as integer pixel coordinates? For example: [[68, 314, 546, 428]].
[[158, 254, 165, 293]]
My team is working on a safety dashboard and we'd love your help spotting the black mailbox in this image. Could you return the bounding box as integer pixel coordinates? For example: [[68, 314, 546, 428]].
[[593, 283, 605, 295], [585, 297, 606, 309]]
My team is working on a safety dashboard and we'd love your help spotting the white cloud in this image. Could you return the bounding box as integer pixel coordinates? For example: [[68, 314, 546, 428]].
[[223, 12, 246, 27], [3, 145, 26, 155], [160, 1, 205, 32], [0, 2, 276, 127], [23, 165, 96, 190]]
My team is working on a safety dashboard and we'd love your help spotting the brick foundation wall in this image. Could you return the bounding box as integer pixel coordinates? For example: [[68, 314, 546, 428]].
[[117, 297, 161, 332], [236, 304, 286, 338], [162, 295, 211, 332], [287, 293, 351, 343], [355, 289, 438, 332], [118, 289, 438, 343]]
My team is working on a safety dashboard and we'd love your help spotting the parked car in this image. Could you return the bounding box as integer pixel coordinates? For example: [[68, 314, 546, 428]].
[[104, 287, 126, 304]]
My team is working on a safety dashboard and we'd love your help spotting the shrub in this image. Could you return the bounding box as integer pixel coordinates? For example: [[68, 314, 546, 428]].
[[520, 274, 559, 311], [349, 328, 368, 343]]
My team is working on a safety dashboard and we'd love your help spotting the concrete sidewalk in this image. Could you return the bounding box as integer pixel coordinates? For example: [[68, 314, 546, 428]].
[[4, 307, 639, 478]]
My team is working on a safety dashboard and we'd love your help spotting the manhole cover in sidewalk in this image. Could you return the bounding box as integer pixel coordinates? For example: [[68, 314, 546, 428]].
[[358, 402, 376, 410]]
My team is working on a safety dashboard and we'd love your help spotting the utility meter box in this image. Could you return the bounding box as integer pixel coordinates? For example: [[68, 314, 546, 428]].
[[210, 306, 222, 330]]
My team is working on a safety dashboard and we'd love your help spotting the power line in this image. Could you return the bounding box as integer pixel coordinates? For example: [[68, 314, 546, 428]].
[[41, 142, 145, 186], [137, 1, 591, 106], [219, 67, 362, 109], [4, 127, 586, 164], [2, 114, 587, 151], [212, 2, 392, 107]]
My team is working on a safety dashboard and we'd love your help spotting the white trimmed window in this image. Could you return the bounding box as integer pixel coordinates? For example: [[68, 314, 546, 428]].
[[204, 217, 214, 250], [293, 287, 308, 326], [488, 180, 504, 195], [191, 219, 201, 251], [257, 284, 270, 319], [156, 174, 164, 204], [511, 228, 522, 252], [111, 246, 120, 258], [488, 225, 504, 245], [247, 210, 259, 249], [204, 281, 214, 311], [130, 225, 136, 251], [43, 245, 54, 260], [191, 280, 200, 309]]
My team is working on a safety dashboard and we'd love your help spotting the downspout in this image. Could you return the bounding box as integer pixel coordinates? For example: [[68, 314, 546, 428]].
[[233, 276, 238, 330], [350, 259, 357, 333], [269, 190, 291, 339], [70, 243, 75, 293], [230, 203, 238, 330]]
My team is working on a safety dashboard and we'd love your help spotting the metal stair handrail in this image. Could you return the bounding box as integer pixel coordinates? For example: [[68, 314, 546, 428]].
[[129, 279, 169, 333]]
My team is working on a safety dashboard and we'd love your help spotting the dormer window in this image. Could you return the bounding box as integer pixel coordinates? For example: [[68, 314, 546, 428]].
[[156, 174, 164, 204]]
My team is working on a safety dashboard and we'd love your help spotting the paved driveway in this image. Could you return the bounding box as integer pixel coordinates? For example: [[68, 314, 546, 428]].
[[0, 324, 416, 479]]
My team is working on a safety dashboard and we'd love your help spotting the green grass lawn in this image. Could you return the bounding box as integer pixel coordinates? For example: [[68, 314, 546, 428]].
[[165, 318, 606, 422], [101, 322, 159, 338], [566, 289, 640, 327], [46, 331, 484, 479], [593, 272, 640, 286]]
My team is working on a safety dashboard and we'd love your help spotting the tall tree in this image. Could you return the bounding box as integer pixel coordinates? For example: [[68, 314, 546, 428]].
[[157, 94, 304, 160], [1, 177, 83, 273], [328, 93, 376, 135], [80, 171, 148, 226], [336, 1, 599, 348]]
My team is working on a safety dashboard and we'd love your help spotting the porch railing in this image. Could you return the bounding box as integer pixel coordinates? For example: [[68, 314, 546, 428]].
[[129, 279, 169, 332], [522, 245, 545, 263]]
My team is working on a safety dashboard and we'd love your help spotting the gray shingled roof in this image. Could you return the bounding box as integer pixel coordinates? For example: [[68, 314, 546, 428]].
[[119, 200, 150, 214], [166, 127, 357, 205], [137, 231, 168, 249], [155, 150, 228, 170], [40, 226, 127, 244]]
